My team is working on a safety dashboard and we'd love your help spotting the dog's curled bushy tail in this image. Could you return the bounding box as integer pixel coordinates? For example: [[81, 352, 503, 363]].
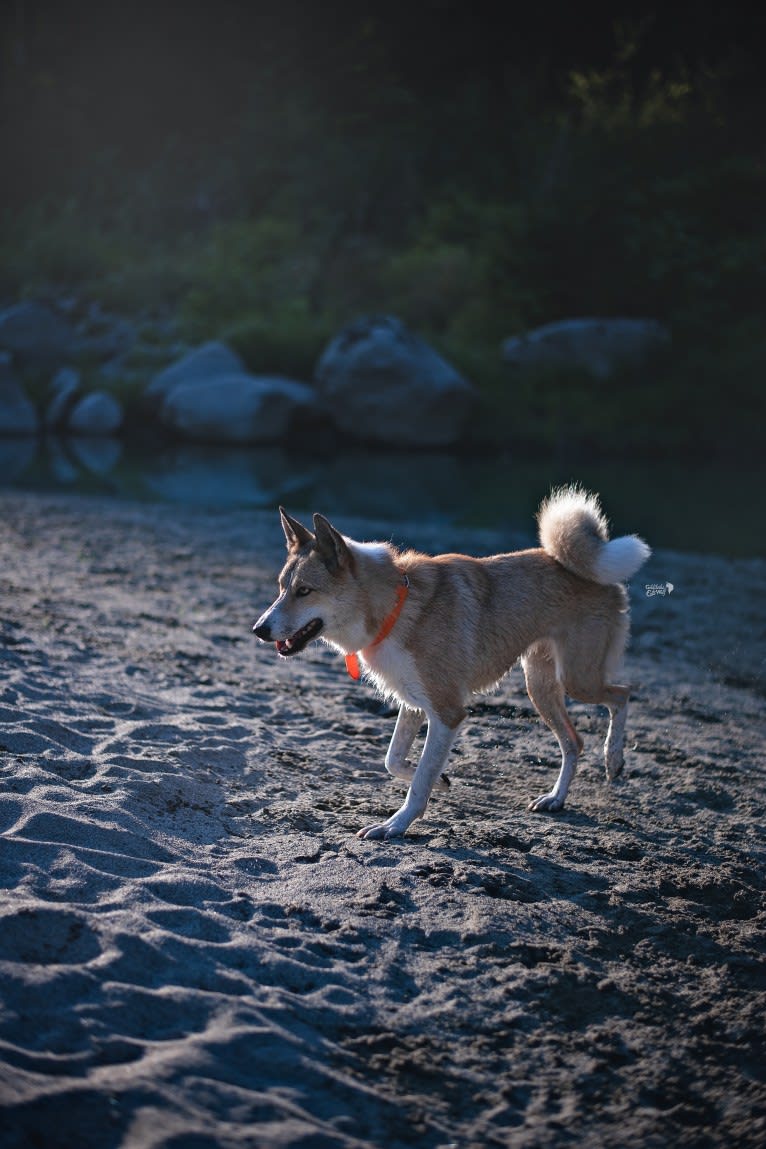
[[538, 486, 651, 585]]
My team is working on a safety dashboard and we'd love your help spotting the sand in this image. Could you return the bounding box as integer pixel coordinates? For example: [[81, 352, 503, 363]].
[[0, 490, 764, 1149]]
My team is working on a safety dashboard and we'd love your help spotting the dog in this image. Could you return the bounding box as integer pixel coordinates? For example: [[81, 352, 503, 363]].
[[253, 487, 650, 840]]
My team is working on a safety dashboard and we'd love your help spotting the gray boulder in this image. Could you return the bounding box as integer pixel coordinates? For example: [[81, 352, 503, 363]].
[[0, 353, 38, 435], [502, 318, 670, 379], [315, 315, 476, 447], [159, 375, 317, 444], [146, 341, 245, 405], [0, 302, 75, 367], [67, 391, 124, 436]]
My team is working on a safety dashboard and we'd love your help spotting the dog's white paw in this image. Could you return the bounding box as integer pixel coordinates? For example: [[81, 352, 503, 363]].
[[356, 823, 396, 841], [356, 811, 413, 840], [528, 793, 565, 814], [605, 753, 624, 782]]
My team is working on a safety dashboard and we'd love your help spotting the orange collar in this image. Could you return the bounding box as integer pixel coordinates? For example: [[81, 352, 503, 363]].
[[345, 574, 410, 680]]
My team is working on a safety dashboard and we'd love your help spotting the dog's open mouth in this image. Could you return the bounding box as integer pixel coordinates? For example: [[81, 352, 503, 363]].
[[275, 618, 323, 657]]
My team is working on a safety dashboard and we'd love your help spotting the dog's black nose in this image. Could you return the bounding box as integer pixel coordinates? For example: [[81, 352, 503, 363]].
[[253, 621, 271, 641]]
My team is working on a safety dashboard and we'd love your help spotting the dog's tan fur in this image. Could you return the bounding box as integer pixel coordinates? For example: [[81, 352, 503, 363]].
[[253, 487, 650, 839]]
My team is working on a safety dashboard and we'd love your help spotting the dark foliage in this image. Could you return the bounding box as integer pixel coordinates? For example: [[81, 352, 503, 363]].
[[1, 1, 765, 454]]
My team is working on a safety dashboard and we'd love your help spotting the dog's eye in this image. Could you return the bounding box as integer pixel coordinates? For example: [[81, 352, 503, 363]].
[[294, 586, 312, 597]]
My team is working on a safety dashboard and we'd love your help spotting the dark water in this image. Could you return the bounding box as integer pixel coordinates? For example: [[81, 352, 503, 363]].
[[1, 436, 763, 558]]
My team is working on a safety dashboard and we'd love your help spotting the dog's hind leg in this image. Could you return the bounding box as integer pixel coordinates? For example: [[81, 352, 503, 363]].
[[557, 605, 631, 782], [385, 705, 450, 791], [556, 660, 630, 782], [603, 684, 629, 780], [358, 712, 461, 840], [523, 643, 584, 814]]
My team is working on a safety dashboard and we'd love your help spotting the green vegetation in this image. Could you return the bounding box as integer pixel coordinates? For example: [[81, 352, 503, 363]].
[[2, 27, 764, 457]]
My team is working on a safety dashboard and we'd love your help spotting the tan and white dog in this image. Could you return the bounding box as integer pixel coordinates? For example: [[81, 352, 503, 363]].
[[253, 487, 650, 840]]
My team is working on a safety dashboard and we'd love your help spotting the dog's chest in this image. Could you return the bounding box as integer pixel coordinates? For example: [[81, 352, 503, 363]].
[[362, 642, 427, 709]]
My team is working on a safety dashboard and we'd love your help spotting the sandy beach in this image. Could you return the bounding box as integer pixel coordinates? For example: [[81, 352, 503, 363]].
[[0, 489, 764, 1148]]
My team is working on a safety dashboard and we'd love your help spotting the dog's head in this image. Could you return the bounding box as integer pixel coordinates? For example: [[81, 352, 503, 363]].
[[253, 507, 358, 657]]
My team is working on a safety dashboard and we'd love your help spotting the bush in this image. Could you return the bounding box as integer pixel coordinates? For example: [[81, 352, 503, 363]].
[[223, 313, 335, 382]]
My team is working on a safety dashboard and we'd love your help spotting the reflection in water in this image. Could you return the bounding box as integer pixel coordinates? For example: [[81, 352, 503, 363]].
[[47, 437, 80, 484], [311, 451, 468, 523], [144, 445, 319, 507], [69, 436, 123, 475], [0, 437, 36, 481], [0, 436, 763, 557], [144, 446, 486, 525]]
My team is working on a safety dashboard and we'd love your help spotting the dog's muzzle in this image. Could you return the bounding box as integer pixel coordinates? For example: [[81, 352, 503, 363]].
[[253, 616, 324, 655]]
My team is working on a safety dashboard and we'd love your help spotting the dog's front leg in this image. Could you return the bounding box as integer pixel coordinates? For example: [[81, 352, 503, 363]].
[[384, 705, 452, 792], [358, 714, 459, 840]]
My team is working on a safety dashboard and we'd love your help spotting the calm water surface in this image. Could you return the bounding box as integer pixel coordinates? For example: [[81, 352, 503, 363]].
[[1, 437, 763, 558]]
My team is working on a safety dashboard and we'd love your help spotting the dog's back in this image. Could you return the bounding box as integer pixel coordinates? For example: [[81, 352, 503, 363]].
[[392, 486, 649, 705]]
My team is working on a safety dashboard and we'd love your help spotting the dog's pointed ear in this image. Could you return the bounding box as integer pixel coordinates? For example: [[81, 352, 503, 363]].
[[313, 513, 351, 572], [279, 506, 314, 553]]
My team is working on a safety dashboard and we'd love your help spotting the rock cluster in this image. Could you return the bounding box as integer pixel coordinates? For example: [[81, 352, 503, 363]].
[[0, 301, 670, 448]]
